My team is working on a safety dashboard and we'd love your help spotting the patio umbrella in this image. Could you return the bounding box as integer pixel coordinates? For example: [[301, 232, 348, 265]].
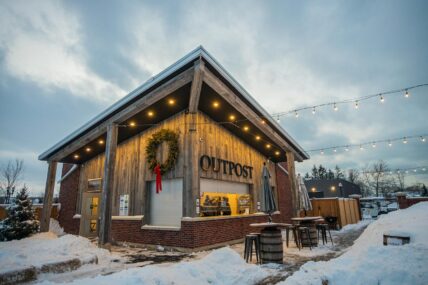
[[296, 174, 312, 215], [261, 162, 277, 223]]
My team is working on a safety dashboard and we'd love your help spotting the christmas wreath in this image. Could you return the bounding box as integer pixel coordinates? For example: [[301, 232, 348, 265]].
[[146, 129, 179, 174]]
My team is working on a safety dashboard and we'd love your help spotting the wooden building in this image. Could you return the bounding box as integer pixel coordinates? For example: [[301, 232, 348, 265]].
[[38, 47, 309, 251]]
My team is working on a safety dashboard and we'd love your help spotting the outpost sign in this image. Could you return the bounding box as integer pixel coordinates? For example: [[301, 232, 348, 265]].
[[199, 155, 253, 179]]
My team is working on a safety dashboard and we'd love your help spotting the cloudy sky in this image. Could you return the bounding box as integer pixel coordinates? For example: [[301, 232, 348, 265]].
[[1, 0, 427, 195]]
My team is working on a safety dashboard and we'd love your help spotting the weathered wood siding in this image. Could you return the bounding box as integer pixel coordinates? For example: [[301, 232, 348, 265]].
[[77, 111, 275, 216]]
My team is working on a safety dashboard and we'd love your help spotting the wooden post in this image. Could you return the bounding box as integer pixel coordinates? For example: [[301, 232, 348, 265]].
[[98, 123, 118, 247], [183, 60, 205, 217], [286, 151, 299, 217], [40, 161, 57, 232]]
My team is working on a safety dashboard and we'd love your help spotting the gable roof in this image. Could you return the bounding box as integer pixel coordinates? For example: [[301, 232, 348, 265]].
[[39, 46, 309, 162]]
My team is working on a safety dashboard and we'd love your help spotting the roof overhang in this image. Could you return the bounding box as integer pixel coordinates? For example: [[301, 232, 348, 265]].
[[39, 46, 309, 162]]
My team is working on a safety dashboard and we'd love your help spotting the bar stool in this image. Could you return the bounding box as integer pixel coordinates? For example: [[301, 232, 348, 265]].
[[297, 227, 313, 250], [316, 223, 333, 245], [244, 233, 261, 264], [285, 225, 300, 249]]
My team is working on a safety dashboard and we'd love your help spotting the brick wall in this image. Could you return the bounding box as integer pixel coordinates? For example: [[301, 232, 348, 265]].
[[397, 194, 428, 209], [58, 164, 80, 234], [275, 162, 293, 223]]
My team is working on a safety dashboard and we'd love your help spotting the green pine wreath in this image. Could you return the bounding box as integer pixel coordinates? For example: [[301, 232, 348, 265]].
[[146, 129, 179, 174]]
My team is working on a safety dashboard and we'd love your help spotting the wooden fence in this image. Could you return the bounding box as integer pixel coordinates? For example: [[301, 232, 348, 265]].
[[301, 198, 361, 228], [0, 204, 60, 221]]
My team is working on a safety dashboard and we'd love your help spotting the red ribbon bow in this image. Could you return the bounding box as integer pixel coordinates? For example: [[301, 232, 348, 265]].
[[154, 164, 162, 194]]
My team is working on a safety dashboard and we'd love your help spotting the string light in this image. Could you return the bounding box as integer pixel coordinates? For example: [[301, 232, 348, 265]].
[[320, 150, 324, 155], [421, 136, 426, 142], [276, 116, 281, 123], [294, 111, 299, 118], [306, 133, 427, 154], [269, 83, 427, 119], [312, 107, 316, 114]]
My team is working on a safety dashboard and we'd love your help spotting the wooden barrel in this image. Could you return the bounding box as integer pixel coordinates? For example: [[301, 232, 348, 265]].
[[260, 229, 283, 264], [299, 227, 318, 247]]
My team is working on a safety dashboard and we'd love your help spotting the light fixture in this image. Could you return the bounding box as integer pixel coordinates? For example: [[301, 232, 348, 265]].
[[423, 168, 426, 171], [147, 111, 154, 117], [129, 121, 136, 127], [397, 170, 401, 173], [255, 135, 261, 141], [345, 146, 349, 151], [333, 148, 337, 153], [277, 116, 281, 123], [405, 170, 409, 174], [372, 142, 376, 148], [413, 169, 417, 172], [333, 103, 338, 111], [229, 115, 236, 121], [73, 154, 79, 159], [405, 90, 410, 98], [98, 139, 104, 145], [421, 136, 426, 142], [85, 147, 91, 152], [311, 187, 316, 192], [243, 126, 249, 132], [212, 101, 219, 108], [261, 119, 266, 124], [312, 107, 316, 114], [320, 150, 324, 155], [355, 101, 359, 109], [388, 140, 392, 147], [380, 94, 384, 103], [266, 144, 271, 149], [294, 111, 299, 118], [403, 137, 408, 144], [275, 151, 280, 156], [389, 171, 393, 175], [168, 98, 176, 105], [360, 145, 364, 150], [331, 186, 336, 191]]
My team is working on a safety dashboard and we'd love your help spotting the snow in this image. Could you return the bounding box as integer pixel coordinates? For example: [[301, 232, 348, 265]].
[[280, 202, 428, 285], [0, 232, 113, 274], [38, 247, 270, 285]]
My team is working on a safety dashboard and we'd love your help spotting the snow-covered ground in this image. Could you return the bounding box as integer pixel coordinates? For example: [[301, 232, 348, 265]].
[[281, 202, 428, 285]]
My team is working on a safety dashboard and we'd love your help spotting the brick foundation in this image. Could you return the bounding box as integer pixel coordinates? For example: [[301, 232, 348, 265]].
[[58, 164, 80, 235], [59, 162, 294, 249]]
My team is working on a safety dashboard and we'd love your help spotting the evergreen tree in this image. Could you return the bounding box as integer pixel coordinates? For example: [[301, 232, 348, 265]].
[[327, 169, 335, 179], [0, 186, 39, 241], [318, 165, 327, 179], [334, 165, 345, 179], [311, 165, 319, 179], [304, 172, 310, 179], [422, 184, 428, 197]]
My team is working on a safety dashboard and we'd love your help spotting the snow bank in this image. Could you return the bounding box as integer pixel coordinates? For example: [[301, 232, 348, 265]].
[[38, 247, 270, 285], [281, 202, 428, 285], [0, 232, 112, 274]]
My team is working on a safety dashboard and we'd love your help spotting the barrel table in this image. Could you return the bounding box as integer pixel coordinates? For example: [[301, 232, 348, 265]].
[[249, 222, 291, 264], [291, 216, 323, 248]]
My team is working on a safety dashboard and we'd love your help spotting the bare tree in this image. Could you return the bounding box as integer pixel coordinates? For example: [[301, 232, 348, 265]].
[[0, 159, 24, 204], [360, 165, 373, 197], [370, 160, 389, 197], [347, 169, 360, 183], [395, 170, 405, 192]]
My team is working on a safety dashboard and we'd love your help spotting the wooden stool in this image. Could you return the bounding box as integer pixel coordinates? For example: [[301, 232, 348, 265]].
[[316, 224, 333, 245], [298, 227, 314, 250], [285, 225, 300, 249], [244, 234, 261, 264]]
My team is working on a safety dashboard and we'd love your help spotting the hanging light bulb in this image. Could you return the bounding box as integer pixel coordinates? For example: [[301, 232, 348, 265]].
[[405, 90, 410, 98], [405, 170, 409, 174], [422, 168, 426, 171], [388, 140, 392, 147], [312, 107, 316, 114], [333, 148, 337, 153], [389, 171, 393, 175], [354, 101, 359, 109], [333, 103, 338, 111], [320, 150, 324, 155], [421, 136, 426, 142], [360, 145, 364, 150], [345, 146, 349, 152], [380, 94, 384, 103], [397, 170, 401, 173], [276, 116, 280, 123], [294, 111, 299, 118], [372, 142, 376, 148], [403, 137, 408, 144], [413, 169, 417, 172]]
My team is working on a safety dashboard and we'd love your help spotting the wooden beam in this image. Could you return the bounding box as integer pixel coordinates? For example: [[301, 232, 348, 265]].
[[203, 68, 304, 162], [98, 123, 118, 246], [40, 161, 57, 232], [49, 67, 194, 162], [286, 151, 299, 217], [188, 60, 205, 113], [182, 63, 205, 217]]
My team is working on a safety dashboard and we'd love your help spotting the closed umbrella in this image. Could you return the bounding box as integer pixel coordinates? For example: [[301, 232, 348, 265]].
[[297, 174, 312, 215], [261, 162, 277, 223]]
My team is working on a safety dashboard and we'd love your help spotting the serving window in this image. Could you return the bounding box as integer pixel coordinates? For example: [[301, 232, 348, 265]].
[[199, 179, 253, 217]]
